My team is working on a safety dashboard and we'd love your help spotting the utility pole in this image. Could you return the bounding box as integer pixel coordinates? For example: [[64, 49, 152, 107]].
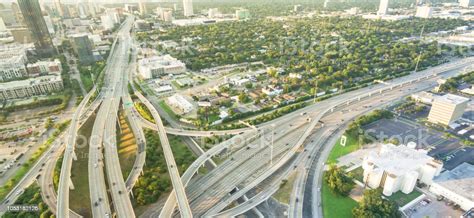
[[414, 24, 425, 72], [313, 81, 318, 103]]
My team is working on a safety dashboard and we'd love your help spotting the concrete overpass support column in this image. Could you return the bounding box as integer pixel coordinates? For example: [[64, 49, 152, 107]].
[[252, 208, 264, 218], [116, 114, 122, 134], [69, 177, 75, 190]]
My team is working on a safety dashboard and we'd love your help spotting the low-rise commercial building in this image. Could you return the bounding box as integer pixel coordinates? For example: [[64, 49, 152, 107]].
[[428, 94, 469, 126], [429, 162, 474, 211], [0, 75, 64, 100], [236, 9, 250, 20], [362, 143, 443, 196], [138, 55, 186, 79], [134, 20, 151, 31], [411, 91, 435, 105], [70, 33, 95, 65], [167, 94, 193, 114]]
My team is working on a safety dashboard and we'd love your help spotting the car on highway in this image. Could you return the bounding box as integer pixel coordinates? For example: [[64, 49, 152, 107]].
[[16, 189, 24, 196]]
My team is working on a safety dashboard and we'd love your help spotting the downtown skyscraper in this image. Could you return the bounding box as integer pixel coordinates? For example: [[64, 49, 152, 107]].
[[183, 0, 193, 17], [18, 0, 56, 57]]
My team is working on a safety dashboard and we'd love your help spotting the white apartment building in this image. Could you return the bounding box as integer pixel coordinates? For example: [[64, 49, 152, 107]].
[[428, 94, 469, 126], [0, 44, 29, 62], [101, 15, 114, 30], [183, 0, 194, 17], [26, 59, 62, 76], [415, 6, 432, 18], [163, 10, 173, 22], [0, 55, 27, 82], [429, 162, 474, 211], [208, 8, 219, 18], [138, 55, 186, 79], [0, 75, 64, 100], [167, 94, 193, 114], [362, 143, 443, 196], [378, 0, 389, 15]]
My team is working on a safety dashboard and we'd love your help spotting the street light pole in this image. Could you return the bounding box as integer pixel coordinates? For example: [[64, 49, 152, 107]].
[[270, 124, 275, 166]]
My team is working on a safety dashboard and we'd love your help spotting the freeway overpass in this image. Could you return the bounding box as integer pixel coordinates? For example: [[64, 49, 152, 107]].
[[158, 57, 474, 216]]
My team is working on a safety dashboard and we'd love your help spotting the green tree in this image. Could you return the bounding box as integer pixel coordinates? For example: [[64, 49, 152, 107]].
[[352, 189, 401, 218], [324, 165, 354, 196], [44, 118, 54, 129]]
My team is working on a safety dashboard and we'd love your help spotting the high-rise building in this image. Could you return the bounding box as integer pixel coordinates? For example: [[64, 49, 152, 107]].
[[323, 0, 330, 8], [78, 3, 89, 18], [460, 0, 474, 7], [428, 94, 469, 126], [415, 6, 432, 18], [18, 0, 55, 57], [139, 0, 147, 15], [11, 3, 25, 26], [70, 34, 95, 65], [0, 18, 6, 32], [43, 15, 55, 34], [183, 0, 193, 17], [378, 0, 389, 15], [101, 15, 114, 30], [106, 8, 120, 24], [163, 10, 173, 22], [208, 8, 219, 18], [54, 0, 64, 17], [0, 7, 16, 26]]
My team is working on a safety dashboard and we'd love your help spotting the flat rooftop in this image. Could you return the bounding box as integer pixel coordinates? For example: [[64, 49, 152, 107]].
[[0, 75, 62, 90], [436, 93, 469, 105], [433, 162, 474, 202], [367, 143, 435, 176]]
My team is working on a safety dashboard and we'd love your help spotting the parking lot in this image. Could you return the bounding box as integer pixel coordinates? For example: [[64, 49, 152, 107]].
[[363, 118, 473, 170], [403, 196, 463, 218]]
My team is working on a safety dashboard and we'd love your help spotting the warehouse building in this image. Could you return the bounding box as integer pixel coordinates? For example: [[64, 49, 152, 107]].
[[429, 162, 474, 211]]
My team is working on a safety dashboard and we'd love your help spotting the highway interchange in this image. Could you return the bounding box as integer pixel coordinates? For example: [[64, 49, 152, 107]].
[[1, 13, 474, 218]]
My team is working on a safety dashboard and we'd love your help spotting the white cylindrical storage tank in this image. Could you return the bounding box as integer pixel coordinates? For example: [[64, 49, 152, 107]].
[[383, 173, 398, 196], [407, 141, 416, 149], [402, 171, 419, 194], [420, 164, 437, 185], [367, 169, 383, 189]]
